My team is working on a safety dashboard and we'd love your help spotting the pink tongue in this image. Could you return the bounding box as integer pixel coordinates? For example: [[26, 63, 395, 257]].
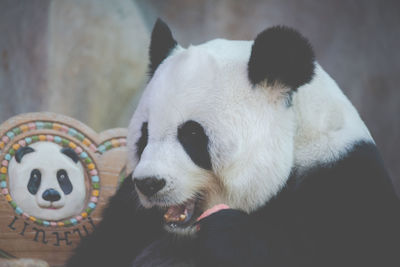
[[196, 204, 230, 221]]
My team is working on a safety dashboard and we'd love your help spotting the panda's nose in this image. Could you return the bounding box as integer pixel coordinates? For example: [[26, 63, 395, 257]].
[[42, 188, 61, 202], [134, 177, 166, 197]]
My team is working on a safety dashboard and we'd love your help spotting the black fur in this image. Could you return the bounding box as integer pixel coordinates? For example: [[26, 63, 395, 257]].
[[66, 174, 166, 267], [15, 146, 35, 163], [178, 120, 212, 170], [136, 122, 148, 159], [148, 19, 177, 76], [61, 147, 79, 163], [248, 26, 315, 89], [67, 141, 400, 267]]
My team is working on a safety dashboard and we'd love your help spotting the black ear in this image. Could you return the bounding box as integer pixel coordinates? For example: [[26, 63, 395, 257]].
[[248, 26, 315, 90], [148, 18, 177, 76], [15, 146, 35, 163], [61, 148, 79, 163]]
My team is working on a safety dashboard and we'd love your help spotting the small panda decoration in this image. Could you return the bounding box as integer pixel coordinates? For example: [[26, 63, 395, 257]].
[[68, 20, 400, 267], [8, 142, 86, 221]]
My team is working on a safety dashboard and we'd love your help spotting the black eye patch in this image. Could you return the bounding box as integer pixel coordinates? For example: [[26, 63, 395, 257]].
[[178, 120, 212, 170], [136, 122, 149, 159], [28, 169, 41, 195], [57, 169, 73, 195]]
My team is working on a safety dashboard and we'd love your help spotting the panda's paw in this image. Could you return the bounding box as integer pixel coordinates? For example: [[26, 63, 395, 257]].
[[196, 208, 248, 231], [195, 209, 251, 265]]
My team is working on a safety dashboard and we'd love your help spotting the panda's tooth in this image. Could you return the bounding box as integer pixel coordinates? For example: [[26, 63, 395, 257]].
[[179, 214, 186, 221]]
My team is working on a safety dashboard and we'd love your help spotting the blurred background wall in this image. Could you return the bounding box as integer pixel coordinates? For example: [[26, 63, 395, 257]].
[[0, 0, 399, 191]]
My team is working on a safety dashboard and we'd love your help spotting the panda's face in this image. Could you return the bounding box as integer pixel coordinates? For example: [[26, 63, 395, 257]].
[[128, 20, 315, 231], [8, 142, 86, 221]]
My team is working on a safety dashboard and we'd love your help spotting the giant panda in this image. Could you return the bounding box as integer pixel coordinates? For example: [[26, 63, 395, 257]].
[[67, 19, 400, 267]]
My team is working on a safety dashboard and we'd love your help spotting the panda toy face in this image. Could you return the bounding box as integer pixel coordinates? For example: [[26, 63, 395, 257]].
[[8, 142, 86, 221]]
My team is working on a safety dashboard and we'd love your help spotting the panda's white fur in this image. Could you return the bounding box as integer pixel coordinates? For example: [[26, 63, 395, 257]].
[[9, 142, 86, 220], [293, 64, 373, 172], [128, 39, 372, 220]]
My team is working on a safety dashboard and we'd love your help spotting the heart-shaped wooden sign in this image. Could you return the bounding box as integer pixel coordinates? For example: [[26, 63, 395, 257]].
[[0, 112, 128, 266]]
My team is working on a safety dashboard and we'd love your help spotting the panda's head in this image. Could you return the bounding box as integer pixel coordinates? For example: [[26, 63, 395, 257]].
[[8, 142, 86, 221], [128, 20, 369, 232]]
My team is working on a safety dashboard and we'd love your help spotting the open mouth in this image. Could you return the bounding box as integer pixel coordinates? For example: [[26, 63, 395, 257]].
[[163, 198, 201, 228]]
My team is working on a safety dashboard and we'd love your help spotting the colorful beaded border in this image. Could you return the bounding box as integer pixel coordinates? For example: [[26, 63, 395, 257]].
[[0, 121, 97, 153], [0, 135, 99, 227], [0, 121, 127, 155], [97, 138, 127, 154]]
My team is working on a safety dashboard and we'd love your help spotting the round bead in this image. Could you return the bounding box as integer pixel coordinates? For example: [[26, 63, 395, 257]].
[[87, 163, 95, 170], [6, 132, 15, 139], [0, 167, 7, 174], [18, 140, 26, 147], [90, 197, 98, 203], [12, 144, 20, 150], [57, 222, 64, 227], [25, 137, 32, 144], [53, 123, 61, 130], [83, 138, 91, 146], [50, 222, 57, 227], [2, 188, 8, 194], [90, 169, 98, 176], [5, 154, 11, 161], [2, 160, 8, 167], [15, 207, 23, 215], [35, 122, 44, 129], [68, 128, 77, 136], [22, 212, 29, 219], [2, 136, 9, 143], [76, 215, 83, 221], [20, 124, 29, 132], [1, 181, 8, 188], [92, 190, 99, 197], [80, 152, 88, 159], [61, 125, 69, 133], [88, 202, 96, 209], [54, 136, 62, 143], [0, 142, 4, 149], [5, 194, 11, 201], [29, 216, 36, 222], [43, 221, 50, 227], [70, 218, 78, 225], [28, 122, 36, 130], [69, 142, 77, 149], [38, 135, 46, 141], [98, 145, 106, 153], [89, 144, 97, 152], [75, 147, 83, 154], [91, 176, 99, 183], [81, 212, 88, 218], [46, 135, 54, 141]]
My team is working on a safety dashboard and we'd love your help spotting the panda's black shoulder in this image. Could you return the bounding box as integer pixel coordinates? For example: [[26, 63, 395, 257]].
[[256, 140, 400, 266]]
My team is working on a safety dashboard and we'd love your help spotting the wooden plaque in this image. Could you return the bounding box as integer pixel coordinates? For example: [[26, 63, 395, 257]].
[[0, 112, 128, 266]]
